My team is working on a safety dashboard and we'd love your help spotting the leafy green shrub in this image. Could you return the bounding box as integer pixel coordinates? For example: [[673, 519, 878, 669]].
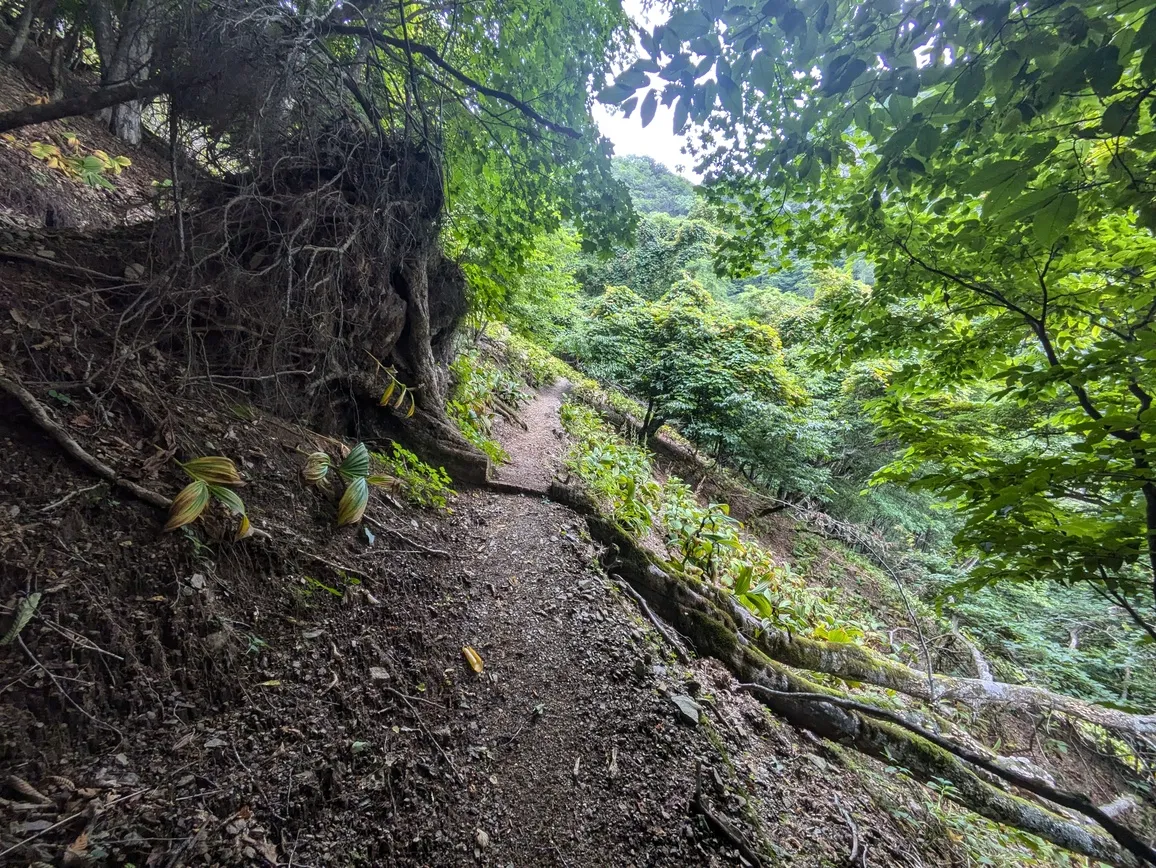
[[559, 399, 659, 536], [659, 478, 861, 640], [372, 443, 455, 510], [504, 332, 571, 387], [560, 391, 867, 642]]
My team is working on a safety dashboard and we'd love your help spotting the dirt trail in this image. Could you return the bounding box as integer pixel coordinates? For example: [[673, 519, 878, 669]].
[[439, 384, 925, 867], [490, 377, 570, 492], [0, 378, 930, 867]]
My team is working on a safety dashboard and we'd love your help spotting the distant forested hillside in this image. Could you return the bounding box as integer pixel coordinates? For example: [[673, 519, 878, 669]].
[[611, 155, 694, 216]]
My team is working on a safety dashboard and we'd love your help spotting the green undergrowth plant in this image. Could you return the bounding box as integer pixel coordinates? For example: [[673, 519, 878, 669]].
[[165, 456, 252, 540], [301, 442, 400, 526], [660, 479, 859, 639], [3, 132, 132, 189], [560, 396, 867, 642], [371, 443, 455, 510], [559, 399, 660, 536], [502, 331, 572, 387], [495, 328, 660, 426], [448, 350, 530, 464]]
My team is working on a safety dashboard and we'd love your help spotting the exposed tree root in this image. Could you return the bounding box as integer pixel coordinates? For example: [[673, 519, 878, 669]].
[[736, 684, 1156, 868], [548, 482, 1156, 741], [545, 483, 1150, 867], [0, 365, 171, 511]]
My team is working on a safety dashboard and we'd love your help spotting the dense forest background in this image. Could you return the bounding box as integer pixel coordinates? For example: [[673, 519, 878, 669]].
[[502, 155, 1156, 713], [1, 0, 1155, 864]]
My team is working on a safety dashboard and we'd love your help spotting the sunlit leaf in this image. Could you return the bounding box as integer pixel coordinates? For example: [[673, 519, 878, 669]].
[[209, 484, 246, 516], [379, 379, 397, 407], [338, 442, 370, 480], [462, 645, 484, 673], [181, 456, 243, 485], [303, 451, 331, 483]]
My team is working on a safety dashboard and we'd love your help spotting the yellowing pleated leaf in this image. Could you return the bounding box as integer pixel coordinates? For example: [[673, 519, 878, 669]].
[[181, 456, 243, 485], [462, 646, 484, 673], [236, 514, 253, 541], [302, 451, 331, 484], [338, 442, 370, 481], [337, 476, 369, 526], [164, 480, 211, 531], [379, 379, 397, 407], [406, 397, 416, 418], [393, 386, 407, 410]]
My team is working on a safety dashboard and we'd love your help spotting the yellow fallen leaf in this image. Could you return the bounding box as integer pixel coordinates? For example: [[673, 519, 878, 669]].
[[259, 679, 282, 687], [462, 646, 484, 674]]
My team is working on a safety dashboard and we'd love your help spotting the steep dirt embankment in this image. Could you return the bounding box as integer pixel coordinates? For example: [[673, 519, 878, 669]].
[[0, 373, 954, 866]]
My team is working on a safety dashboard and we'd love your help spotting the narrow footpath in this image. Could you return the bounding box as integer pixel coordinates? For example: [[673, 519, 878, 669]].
[[418, 383, 931, 866]]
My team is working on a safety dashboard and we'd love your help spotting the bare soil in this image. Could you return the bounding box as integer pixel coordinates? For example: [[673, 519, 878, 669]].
[[489, 378, 569, 494], [0, 353, 958, 867]]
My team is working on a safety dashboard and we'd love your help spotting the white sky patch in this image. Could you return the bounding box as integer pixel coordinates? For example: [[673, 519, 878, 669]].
[[592, 0, 700, 181]]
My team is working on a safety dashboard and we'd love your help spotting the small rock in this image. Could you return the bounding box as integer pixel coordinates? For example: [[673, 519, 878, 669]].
[[474, 829, 490, 851], [124, 262, 146, 280], [670, 694, 701, 726], [204, 737, 227, 749], [802, 752, 828, 773], [369, 667, 391, 682], [34, 248, 55, 259]]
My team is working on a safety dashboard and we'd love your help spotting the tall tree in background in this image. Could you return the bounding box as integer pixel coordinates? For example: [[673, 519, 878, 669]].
[[602, 0, 1156, 634]]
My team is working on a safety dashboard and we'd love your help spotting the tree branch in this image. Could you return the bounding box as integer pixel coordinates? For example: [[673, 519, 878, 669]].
[[320, 22, 581, 139], [0, 78, 172, 134]]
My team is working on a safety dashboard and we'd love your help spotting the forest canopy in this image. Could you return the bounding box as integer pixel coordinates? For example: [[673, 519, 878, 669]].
[[596, 0, 1156, 643]]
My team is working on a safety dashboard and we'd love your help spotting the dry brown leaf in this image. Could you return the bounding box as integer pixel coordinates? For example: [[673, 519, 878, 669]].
[[462, 646, 484, 674]]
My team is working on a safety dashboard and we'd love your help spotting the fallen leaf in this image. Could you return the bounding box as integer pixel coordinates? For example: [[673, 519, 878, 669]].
[[462, 646, 484, 673]]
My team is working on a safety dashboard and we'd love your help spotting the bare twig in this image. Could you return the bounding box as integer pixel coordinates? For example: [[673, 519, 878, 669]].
[[363, 515, 450, 557], [691, 761, 765, 868], [17, 636, 124, 747], [617, 581, 693, 665], [384, 687, 463, 783], [0, 250, 132, 283], [295, 549, 373, 581], [37, 483, 105, 514]]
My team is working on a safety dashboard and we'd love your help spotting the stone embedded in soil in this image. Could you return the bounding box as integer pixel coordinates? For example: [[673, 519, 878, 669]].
[[369, 666, 391, 681], [670, 694, 702, 726]]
